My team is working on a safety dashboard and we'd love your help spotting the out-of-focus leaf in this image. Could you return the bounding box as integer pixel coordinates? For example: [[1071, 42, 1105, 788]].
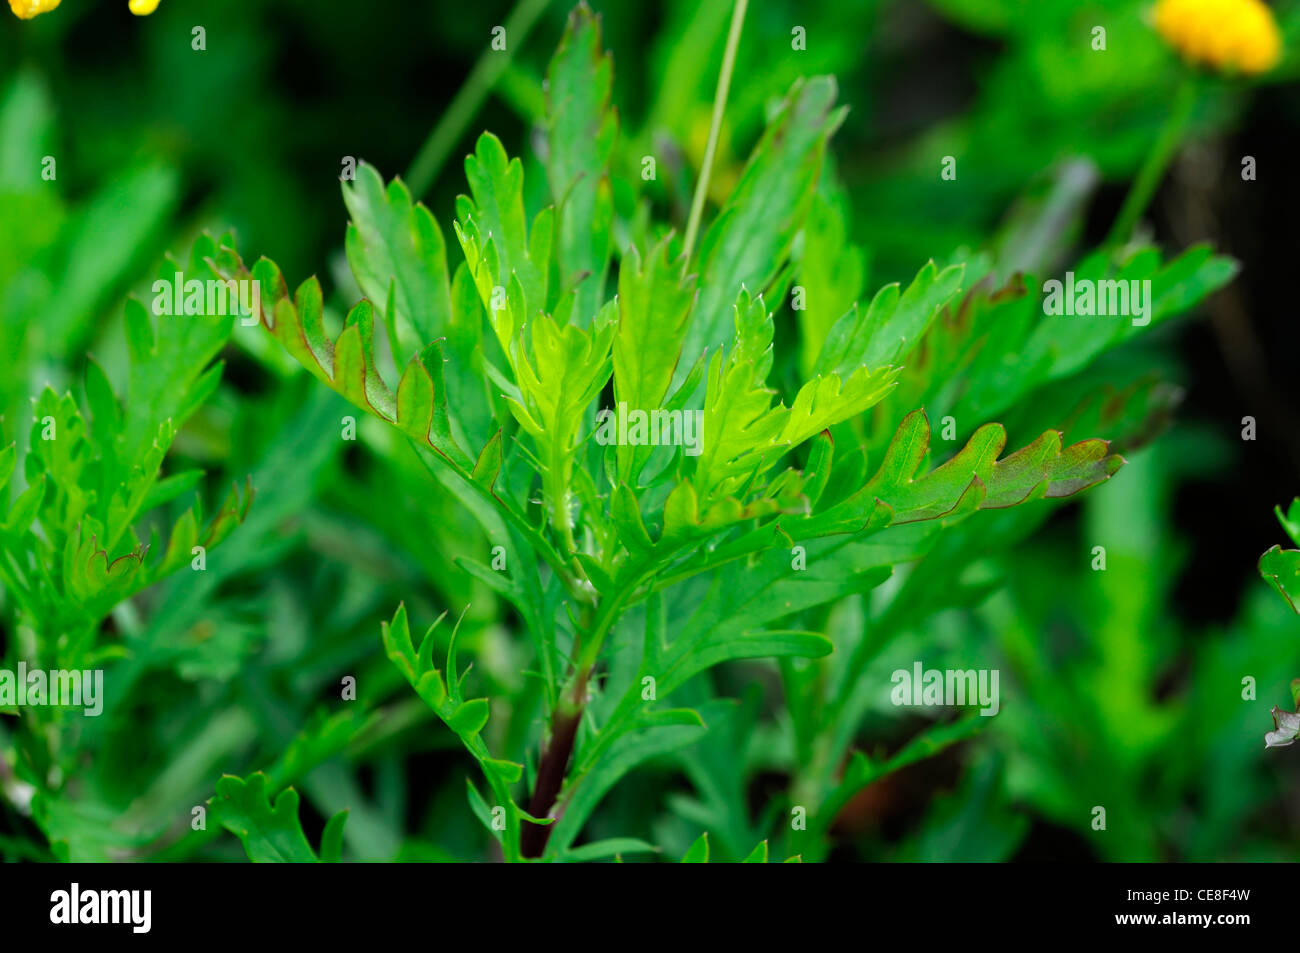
[[559, 838, 659, 862]]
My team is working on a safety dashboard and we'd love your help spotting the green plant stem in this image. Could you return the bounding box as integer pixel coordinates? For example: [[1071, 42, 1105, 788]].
[[405, 0, 553, 197], [520, 565, 644, 857], [574, 569, 644, 672], [681, 0, 748, 260], [1103, 76, 1198, 250]]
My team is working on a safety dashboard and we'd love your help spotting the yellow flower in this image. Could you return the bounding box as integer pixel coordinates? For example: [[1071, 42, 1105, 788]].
[[8, 0, 160, 17], [8, 0, 62, 19], [1154, 0, 1282, 74]]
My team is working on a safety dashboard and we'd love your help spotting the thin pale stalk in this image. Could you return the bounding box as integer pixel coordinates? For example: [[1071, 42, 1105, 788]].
[[681, 0, 749, 260]]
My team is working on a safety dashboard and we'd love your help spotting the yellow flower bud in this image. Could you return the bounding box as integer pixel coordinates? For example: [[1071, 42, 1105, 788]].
[[1154, 0, 1282, 75], [7, 0, 62, 19]]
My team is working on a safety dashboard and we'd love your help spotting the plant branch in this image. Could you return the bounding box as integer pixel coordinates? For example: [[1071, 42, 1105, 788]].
[[520, 564, 644, 858], [521, 666, 589, 858]]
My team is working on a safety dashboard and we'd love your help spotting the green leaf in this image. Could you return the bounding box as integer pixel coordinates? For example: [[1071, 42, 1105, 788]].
[[548, 700, 731, 856], [545, 2, 617, 324], [685, 76, 846, 374], [83, 355, 121, 445], [241, 256, 472, 469], [381, 605, 526, 861], [343, 161, 453, 361], [122, 237, 235, 462], [471, 429, 504, 488], [1023, 243, 1238, 382], [560, 838, 659, 863], [779, 365, 901, 448], [0, 443, 14, 494], [1261, 501, 1300, 612], [612, 238, 697, 483], [509, 308, 616, 539], [43, 163, 180, 360], [1259, 545, 1300, 613], [457, 132, 552, 318], [447, 699, 491, 738], [465, 778, 498, 841], [210, 773, 345, 863], [1275, 499, 1300, 547], [0, 71, 55, 195], [798, 409, 1123, 537], [4, 474, 45, 534], [680, 832, 710, 863], [319, 811, 349, 864], [692, 292, 784, 500], [816, 260, 965, 377], [139, 469, 204, 512], [692, 289, 897, 506], [265, 709, 377, 791], [797, 181, 866, 379]]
